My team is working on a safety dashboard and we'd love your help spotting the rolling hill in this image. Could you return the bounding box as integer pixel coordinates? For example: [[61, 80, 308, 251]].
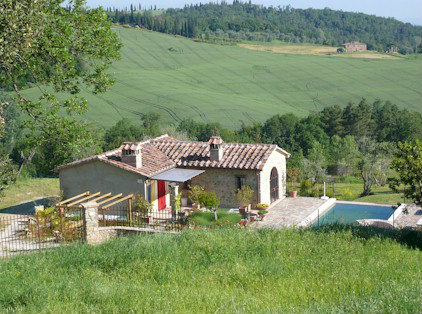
[[23, 26, 422, 129]]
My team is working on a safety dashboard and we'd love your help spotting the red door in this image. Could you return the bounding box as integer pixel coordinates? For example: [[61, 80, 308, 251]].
[[158, 180, 166, 210]]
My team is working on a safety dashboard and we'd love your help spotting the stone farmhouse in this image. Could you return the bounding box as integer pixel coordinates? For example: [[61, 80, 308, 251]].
[[56, 135, 290, 209], [342, 41, 367, 52]]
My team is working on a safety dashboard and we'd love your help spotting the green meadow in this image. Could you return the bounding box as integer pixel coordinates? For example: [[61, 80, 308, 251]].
[[23, 26, 422, 129], [0, 228, 421, 314]]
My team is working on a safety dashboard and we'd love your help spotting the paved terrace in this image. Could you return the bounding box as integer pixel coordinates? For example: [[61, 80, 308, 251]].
[[256, 197, 331, 228], [395, 204, 422, 228]]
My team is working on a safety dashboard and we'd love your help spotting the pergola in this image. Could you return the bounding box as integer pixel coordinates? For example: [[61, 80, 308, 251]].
[[55, 191, 134, 210]]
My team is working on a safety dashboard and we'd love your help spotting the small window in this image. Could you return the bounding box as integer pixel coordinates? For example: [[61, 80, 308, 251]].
[[236, 176, 245, 190]]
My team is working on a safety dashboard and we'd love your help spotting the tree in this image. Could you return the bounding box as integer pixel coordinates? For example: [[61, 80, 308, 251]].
[[343, 99, 375, 139], [329, 135, 360, 176], [357, 137, 392, 196], [141, 112, 162, 137], [301, 140, 327, 183], [103, 119, 144, 151], [261, 113, 298, 150], [0, 0, 121, 174], [320, 105, 345, 137], [0, 102, 16, 193], [389, 141, 422, 206]]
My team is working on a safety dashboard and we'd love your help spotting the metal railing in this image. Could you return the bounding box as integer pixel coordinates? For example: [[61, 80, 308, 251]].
[[98, 204, 188, 231], [0, 208, 84, 259]]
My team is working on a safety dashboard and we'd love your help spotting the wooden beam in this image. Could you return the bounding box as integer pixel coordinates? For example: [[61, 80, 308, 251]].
[[68, 192, 101, 206], [97, 193, 123, 206], [56, 191, 90, 206], [101, 194, 134, 209], [90, 193, 112, 203]]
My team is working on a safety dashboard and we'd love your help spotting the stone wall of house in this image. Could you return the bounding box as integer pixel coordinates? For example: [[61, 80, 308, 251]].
[[259, 150, 287, 205], [190, 168, 259, 208], [59, 160, 146, 199], [343, 42, 367, 52]]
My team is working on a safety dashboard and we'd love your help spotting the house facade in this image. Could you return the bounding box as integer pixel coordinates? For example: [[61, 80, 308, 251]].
[[342, 41, 367, 52], [56, 135, 290, 209]]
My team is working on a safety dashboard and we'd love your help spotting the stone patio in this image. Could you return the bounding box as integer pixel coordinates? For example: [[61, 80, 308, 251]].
[[394, 204, 422, 228], [255, 197, 333, 228]]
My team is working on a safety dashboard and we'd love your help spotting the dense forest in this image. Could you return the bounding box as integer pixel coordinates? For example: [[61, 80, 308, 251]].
[[107, 1, 422, 53]]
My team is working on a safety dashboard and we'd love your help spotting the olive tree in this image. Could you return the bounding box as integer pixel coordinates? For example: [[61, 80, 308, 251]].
[[357, 137, 392, 196]]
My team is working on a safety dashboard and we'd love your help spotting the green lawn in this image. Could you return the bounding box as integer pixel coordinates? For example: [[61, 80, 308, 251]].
[[0, 178, 59, 211], [0, 227, 420, 313], [22, 26, 422, 129], [289, 180, 405, 205]]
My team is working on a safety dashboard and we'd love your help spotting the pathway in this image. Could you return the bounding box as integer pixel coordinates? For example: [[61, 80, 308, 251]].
[[255, 197, 332, 228]]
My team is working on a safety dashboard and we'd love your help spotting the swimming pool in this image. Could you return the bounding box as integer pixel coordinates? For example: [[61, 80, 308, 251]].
[[314, 202, 395, 226]]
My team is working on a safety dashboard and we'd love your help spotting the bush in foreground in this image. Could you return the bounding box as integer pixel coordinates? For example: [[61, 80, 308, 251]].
[[0, 227, 421, 314]]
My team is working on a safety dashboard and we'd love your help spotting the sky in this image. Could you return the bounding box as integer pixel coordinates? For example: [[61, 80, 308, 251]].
[[85, 0, 422, 25]]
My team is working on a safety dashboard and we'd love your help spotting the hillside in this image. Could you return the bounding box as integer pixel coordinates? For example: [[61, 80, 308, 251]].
[[109, 3, 422, 53], [23, 26, 422, 129], [0, 228, 421, 313]]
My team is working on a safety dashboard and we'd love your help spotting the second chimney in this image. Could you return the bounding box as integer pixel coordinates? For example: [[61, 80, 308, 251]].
[[208, 136, 224, 162], [121, 143, 142, 168]]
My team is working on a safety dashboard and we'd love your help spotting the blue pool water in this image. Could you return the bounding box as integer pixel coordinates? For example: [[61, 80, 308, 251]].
[[314, 203, 394, 226]]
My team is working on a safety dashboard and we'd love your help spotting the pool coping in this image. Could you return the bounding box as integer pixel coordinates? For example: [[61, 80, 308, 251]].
[[336, 200, 393, 207], [387, 203, 406, 224], [297, 198, 336, 228]]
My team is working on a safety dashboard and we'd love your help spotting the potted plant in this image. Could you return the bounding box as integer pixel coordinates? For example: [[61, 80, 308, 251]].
[[258, 210, 268, 219], [235, 185, 254, 216], [287, 168, 300, 198], [188, 185, 205, 210]]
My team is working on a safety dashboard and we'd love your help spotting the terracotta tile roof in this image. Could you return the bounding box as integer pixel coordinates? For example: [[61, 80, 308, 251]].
[[56, 134, 290, 176], [55, 139, 175, 177], [151, 138, 285, 171]]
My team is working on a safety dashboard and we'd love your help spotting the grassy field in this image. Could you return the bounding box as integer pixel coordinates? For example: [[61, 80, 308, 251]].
[[22, 26, 422, 129], [0, 178, 59, 211], [0, 228, 420, 313]]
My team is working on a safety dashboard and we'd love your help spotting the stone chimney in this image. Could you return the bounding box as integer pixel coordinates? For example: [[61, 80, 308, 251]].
[[121, 143, 142, 168], [208, 136, 224, 162]]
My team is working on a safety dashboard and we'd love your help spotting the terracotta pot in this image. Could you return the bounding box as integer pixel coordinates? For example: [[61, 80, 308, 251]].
[[289, 190, 298, 198]]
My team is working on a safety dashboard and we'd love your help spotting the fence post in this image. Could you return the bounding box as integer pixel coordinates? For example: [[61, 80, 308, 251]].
[[128, 197, 133, 226], [82, 201, 99, 245], [169, 183, 179, 220]]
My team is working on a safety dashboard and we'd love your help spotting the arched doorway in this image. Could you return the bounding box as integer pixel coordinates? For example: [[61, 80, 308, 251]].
[[270, 167, 279, 203]]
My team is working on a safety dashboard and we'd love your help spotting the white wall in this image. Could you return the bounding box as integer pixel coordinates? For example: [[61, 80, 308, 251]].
[[259, 150, 287, 205]]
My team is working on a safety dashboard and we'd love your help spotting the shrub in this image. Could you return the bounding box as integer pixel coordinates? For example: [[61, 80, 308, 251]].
[[341, 187, 355, 200], [134, 195, 151, 215], [235, 185, 254, 207], [188, 185, 204, 205], [258, 210, 268, 215], [198, 191, 220, 209]]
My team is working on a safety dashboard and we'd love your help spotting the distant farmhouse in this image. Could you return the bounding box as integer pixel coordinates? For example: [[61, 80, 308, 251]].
[[386, 45, 399, 54], [342, 41, 367, 52]]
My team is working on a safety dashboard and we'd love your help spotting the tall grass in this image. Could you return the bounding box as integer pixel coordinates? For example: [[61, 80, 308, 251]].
[[0, 227, 421, 314]]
